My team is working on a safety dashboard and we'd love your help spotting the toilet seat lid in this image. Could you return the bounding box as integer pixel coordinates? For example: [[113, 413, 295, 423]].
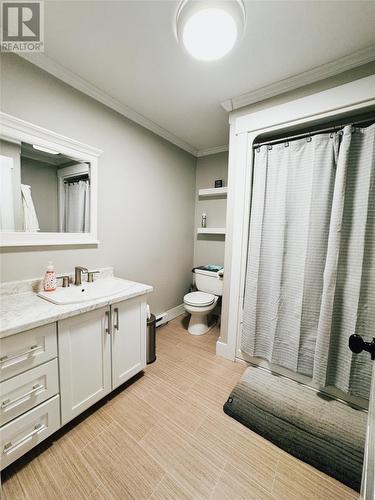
[[184, 291, 215, 307]]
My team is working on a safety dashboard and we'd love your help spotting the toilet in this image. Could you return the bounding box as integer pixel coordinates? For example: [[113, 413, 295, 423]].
[[183, 267, 223, 336]]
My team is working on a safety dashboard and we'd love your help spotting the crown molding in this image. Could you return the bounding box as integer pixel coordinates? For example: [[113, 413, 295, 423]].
[[18, 45, 375, 158], [0, 111, 103, 158], [196, 144, 229, 157], [221, 44, 375, 112], [18, 53, 198, 157]]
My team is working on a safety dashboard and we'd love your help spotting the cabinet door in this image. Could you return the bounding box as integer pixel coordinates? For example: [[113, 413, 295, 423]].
[[111, 296, 147, 390], [58, 307, 111, 424]]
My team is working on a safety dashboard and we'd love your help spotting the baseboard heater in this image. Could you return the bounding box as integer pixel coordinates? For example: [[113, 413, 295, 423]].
[[155, 313, 168, 328]]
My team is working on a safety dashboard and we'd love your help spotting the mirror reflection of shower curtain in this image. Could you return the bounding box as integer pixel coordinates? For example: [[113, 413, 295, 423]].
[[63, 180, 90, 232], [241, 124, 375, 399]]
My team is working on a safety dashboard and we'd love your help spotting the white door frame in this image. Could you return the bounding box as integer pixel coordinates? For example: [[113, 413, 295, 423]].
[[361, 363, 375, 500], [217, 74, 375, 360], [217, 74, 375, 498]]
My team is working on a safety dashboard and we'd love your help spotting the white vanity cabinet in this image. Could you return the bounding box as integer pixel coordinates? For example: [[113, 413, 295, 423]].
[[0, 284, 149, 469], [58, 296, 147, 424], [0, 324, 60, 470], [0, 324, 57, 382], [58, 307, 112, 424], [111, 296, 147, 389]]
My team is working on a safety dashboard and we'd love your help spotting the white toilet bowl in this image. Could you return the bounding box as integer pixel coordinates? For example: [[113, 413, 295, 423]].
[[183, 291, 219, 335]]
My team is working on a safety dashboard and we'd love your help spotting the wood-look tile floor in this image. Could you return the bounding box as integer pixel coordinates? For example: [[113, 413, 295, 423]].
[[1, 315, 359, 500]]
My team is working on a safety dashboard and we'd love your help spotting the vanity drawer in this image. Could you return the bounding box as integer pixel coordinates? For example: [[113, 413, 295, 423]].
[[0, 324, 57, 382], [0, 395, 60, 470], [0, 359, 59, 426]]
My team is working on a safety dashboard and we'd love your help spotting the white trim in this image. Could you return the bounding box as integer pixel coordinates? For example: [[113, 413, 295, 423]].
[[198, 187, 227, 197], [361, 364, 375, 500], [221, 76, 375, 493], [0, 112, 101, 247], [233, 74, 375, 135], [165, 304, 186, 322], [0, 233, 99, 247], [196, 145, 229, 157], [197, 227, 225, 235], [218, 130, 249, 360], [215, 340, 235, 360], [17, 48, 375, 157], [18, 54, 198, 157], [221, 44, 375, 112], [0, 112, 102, 158], [221, 100, 234, 113]]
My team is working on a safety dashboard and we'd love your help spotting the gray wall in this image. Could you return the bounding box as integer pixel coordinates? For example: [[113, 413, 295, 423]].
[[21, 157, 59, 232], [194, 152, 228, 267], [0, 54, 196, 315]]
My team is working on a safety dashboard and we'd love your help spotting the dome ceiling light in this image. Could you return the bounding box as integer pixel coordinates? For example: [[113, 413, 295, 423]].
[[176, 0, 246, 62]]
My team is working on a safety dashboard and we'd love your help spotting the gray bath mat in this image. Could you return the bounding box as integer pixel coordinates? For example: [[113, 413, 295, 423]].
[[223, 366, 367, 491]]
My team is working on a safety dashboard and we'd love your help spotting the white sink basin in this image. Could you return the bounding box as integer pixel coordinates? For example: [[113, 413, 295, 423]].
[[38, 277, 131, 305]]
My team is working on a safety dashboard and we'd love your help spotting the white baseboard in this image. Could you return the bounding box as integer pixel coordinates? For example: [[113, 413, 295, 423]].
[[165, 304, 186, 322], [216, 340, 235, 360], [160, 308, 236, 361]]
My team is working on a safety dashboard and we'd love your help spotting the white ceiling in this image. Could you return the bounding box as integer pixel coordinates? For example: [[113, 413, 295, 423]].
[[30, 0, 375, 154]]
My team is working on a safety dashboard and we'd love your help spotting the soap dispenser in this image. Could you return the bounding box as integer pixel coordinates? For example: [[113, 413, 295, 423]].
[[43, 261, 57, 292]]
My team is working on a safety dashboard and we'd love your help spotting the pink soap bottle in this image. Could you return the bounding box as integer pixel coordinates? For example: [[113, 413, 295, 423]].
[[43, 261, 57, 292]]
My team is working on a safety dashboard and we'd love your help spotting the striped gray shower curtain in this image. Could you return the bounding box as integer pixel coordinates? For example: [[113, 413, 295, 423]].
[[241, 124, 375, 399]]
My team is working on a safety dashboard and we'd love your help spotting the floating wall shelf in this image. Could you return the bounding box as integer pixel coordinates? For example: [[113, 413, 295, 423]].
[[198, 187, 228, 198], [197, 228, 226, 235]]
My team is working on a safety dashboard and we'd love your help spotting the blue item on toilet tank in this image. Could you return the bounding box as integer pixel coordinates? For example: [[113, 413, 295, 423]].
[[192, 264, 223, 273]]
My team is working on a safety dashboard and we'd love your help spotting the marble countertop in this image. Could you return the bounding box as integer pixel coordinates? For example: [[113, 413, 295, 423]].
[[0, 279, 153, 338]]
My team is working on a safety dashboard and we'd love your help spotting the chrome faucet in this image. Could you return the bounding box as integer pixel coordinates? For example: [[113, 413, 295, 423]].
[[74, 266, 88, 286]]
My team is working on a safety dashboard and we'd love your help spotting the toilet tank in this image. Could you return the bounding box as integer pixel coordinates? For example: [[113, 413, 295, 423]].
[[194, 269, 223, 296]]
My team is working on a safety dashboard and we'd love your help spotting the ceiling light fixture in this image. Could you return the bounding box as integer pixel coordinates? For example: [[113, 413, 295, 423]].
[[32, 144, 60, 155], [176, 0, 245, 61]]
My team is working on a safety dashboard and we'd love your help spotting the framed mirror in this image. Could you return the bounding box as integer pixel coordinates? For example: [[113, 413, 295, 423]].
[[0, 113, 102, 246]]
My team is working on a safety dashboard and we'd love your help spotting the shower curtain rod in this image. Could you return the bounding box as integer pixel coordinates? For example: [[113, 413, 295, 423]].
[[64, 174, 89, 184], [252, 117, 375, 149]]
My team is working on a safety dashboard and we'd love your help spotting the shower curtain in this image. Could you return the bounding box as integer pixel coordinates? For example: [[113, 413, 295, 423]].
[[63, 180, 90, 232], [241, 124, 375, 399]]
